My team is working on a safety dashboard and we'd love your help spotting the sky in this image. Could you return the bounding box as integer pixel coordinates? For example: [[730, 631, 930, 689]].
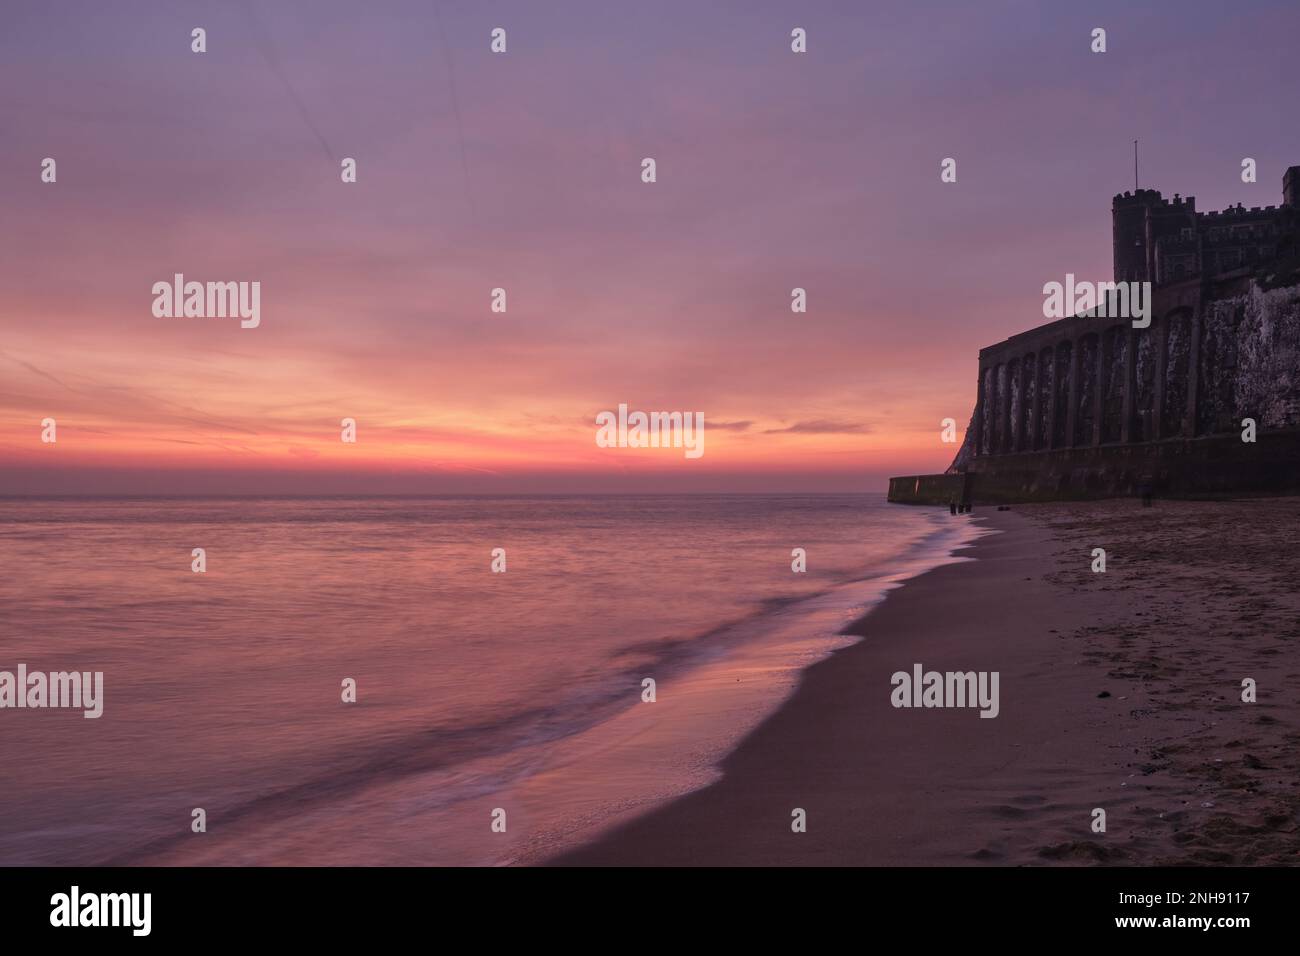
[[1, 0, 1297, 494]]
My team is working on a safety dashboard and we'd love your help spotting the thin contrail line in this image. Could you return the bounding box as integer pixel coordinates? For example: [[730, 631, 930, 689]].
[[238, 0, 335, 161], [432, 0, 477, 218]]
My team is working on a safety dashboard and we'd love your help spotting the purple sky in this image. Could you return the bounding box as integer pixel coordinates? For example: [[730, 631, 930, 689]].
[[1, 0, 1297, 494]]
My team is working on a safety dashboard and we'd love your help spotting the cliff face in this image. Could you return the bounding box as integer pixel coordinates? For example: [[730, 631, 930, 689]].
[[903, 281, 1300, 503], [1207, 281, 1300, 431], [945, 277, 1300, 478]]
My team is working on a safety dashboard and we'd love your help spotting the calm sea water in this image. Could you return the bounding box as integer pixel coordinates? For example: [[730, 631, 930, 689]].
[[0, 494, 975, 865]]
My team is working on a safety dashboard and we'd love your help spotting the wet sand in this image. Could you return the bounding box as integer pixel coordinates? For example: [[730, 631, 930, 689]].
[[552, 499, 1300, 866]]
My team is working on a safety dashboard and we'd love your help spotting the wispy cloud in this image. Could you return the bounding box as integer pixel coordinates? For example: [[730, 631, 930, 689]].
[[763, 420, 871, 435]]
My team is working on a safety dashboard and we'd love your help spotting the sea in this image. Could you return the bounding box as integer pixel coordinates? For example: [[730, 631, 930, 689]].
[[0, 494, 979, 865]]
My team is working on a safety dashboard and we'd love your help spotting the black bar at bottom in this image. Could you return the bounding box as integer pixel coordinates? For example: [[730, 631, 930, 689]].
[[0, 865, 1285, 943]]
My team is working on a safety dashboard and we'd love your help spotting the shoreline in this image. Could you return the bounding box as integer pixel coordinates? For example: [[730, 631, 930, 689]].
[[549, 508, 1096, 865], [84, 498, 973, 868], [551, 500, 1300, 866], [496, 508, 982, 865]]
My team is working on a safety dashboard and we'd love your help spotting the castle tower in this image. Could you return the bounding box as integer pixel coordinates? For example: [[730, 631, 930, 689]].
[[1285, 166, 1300, 208], [1112, 189, 1198, 284], [1112, 190, 1161, 283]]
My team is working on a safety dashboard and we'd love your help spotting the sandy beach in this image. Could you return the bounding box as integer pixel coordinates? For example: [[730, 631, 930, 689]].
[[553, 499, 1300, 866]]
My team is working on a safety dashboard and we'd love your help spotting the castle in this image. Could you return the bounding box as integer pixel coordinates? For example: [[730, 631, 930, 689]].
[[889, 166, 1300, 504]]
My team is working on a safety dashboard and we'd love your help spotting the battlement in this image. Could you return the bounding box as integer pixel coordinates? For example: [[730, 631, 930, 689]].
[[1112, 166, 1300, 286], [1112, 188, 1197, 210], [1200, 204, 1279, 218]]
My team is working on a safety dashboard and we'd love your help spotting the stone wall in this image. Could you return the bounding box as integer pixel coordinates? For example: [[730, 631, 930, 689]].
[[887, 472, 971, 506], [917, 269, 1300, 504], [959, 429, 1300, 503]]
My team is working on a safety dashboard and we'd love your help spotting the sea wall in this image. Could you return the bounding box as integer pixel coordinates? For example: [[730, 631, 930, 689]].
[[890, 427, 1300, 505], [887, 473, 971, 506], [966, 428, 1300, 502], [893, 273, 1300, 504]]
